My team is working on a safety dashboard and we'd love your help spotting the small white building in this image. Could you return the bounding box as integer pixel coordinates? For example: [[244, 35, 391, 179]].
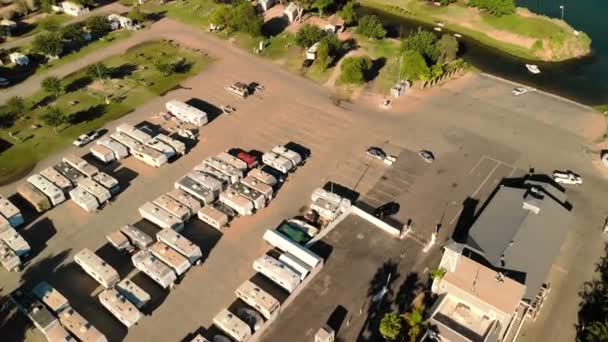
[[284, 2, 300, 22], [259, 0, 275, 12], [107, 14, 133, 30], [54, 1, 90, 16], [306, 42, 320, 61], [9, 52, 29, 66]]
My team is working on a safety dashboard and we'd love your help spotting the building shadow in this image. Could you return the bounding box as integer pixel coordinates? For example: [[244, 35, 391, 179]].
[[185, 98, 222, 123], [8, 193, 41, 227], [94, 243, 134, 279], [327, 304, 349, 335], [451, 197, 479, 244], [130, 272, 170, 316], [309, 239, 334, 260], [111, 167, 139, 192]]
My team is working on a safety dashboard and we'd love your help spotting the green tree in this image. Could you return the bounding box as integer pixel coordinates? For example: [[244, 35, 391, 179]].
[[210, 4, 233, 29], [430, 267, 447, 281], [154, 62, 175, 76], [40, 106, 65, 133], [39, 16, 60, 32], [379, 312, 403, 341], [400, 31, 439, 63], [231, 1, 263, 36], [39, 0, 57, 13], [577, 244, 608, 341], [60, 23, 86, 47], [401, 50, 430, 81], [338, 0, 357, 25], [468, 0, 515, 16], [582, 321, 608, 342], [402, 307, 428, 342], [315, 39, 331, 70], [41, 76, 62, 99], [295, 24, 325, 48], [431, 63, 444, 79], [86, 15, 111, 37], [438, 0, 456, 5], [5, 96, 25, 114], [32, 32, 64, 57], [436, 34, 459, 64], [128, 5, 147, 23], [356, 15, 386, 39], [339, 56, 372, 84], [313, 0, 332, 17], [86, 63, 111, 84]]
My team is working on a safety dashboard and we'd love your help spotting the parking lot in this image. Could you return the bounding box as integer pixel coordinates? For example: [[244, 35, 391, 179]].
[[0, 18, 607, 342]]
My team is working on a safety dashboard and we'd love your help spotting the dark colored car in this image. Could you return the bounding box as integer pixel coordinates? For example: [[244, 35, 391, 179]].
[[260, 165, 286, 183], [374, 202, 400, 218]]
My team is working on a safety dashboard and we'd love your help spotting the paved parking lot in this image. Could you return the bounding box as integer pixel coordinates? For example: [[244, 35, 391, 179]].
[[0, 18, 607, 342]]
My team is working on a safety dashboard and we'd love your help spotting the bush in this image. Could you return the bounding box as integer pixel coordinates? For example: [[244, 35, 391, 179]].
[[401, 31, 439, 62], [295, 24, 325, 48], [401, 50, 430, 81], [356, 15, 386, 39], [339, 56, 372, 84], [210, 1, 263, 36], [32, 31, 64, 57], [468, 0, 515, 16]]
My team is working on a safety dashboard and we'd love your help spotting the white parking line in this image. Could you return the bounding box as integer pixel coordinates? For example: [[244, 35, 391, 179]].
[[468, 157, 486, 175], [450, 161, 501, 225], [483, 155, 517, 170]]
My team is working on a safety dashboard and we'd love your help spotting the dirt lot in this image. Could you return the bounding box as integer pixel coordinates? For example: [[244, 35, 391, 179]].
[[0, 18, 606, 342]]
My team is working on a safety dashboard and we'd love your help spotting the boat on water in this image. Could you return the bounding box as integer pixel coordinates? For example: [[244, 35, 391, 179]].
[[526, 64, 541, 74]]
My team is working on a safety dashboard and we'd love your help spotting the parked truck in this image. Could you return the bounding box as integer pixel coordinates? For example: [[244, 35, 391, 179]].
[[17, 183, 52, 213], [139, 202, 185, 231], [39, 167, 73, 193], [131, 250, 177, 289], [0, 195, 25, 228], [166, 100, 208, 126]]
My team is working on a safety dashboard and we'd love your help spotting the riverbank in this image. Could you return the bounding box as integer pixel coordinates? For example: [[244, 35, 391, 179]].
[[359, 0, 590, 61]]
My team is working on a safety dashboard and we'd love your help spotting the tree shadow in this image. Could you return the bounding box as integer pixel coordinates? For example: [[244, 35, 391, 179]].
[[394, 272, 425, 313], [365, 57, 386, 82], [67, 104, 107, 124], [65, 76, 93, 93], [110, 63, 138, 79], [262, 16, 289, 37], [0, 137, 12, 152], [327, 304, 349, 335], [174, 59, 193, 74]]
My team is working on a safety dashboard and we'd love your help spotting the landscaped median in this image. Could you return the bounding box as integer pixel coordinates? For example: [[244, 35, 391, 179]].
[[0, 40, 210, 184], [359, 0, 591, 61]]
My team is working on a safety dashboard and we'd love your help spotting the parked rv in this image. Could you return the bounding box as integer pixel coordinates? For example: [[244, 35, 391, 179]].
[[225, 82, 250, 98], [40, 167, 73, 193], [166, 100, 208, 126], [0, 227, 31, 257], [235, 280, 280, 319], [78, 177, 111, 204], [116, 123, 153, 144], [202, 158, 243, 184], [0, 240, 21, 271], [0, 195, 25, 227], [90, 144, 116, 164], [247, 168, 278, 187], [69, 187, 100, 213], [97, 137, 129, 160], [17, 183, 52, 213], [93, 172, 120, 195], [110, 131, 142, 150], [213, 308, 253, 342], [194, 163, 231, 188], [241, 176, 273, 203], [32, 281, 70, 314], [156, 134, 186, 155], [174, 176, 215, 206], [132, 250, 177, 289], [253, 254, 301, 293], [153, 194, 192, 221], [216, 152, 248, 172], [10, 289, 73, 342], [0, 215, 8, 233], [279, 252, 312, 280], [116, 278, 151, 309], [157, 228, 203, 265], [98, 288, 143, 327], [230, 181, 265, 209], [59, 306, 107, 342], [263, 229, 322, 269], [166, 189, 202, 215], [53, 162, 83, 184], [272, 145, 302, 167], [187, 171, 224, 195], [262, 152, 294, 174], [148, 241, 191, 276], [63, 154, 99, 178], [147, 137, 177, 160], [139, 202, 185, 231], [219, 189, 254, 216], [121, 225, 153, 250], [197, 206, 229, 230], [106, 230, 134, 253], [27, 174, 66, 206], [74, 248, 120, 289], [131, 144, 168, 167]]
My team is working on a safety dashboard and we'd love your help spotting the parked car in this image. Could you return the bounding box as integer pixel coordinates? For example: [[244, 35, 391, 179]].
[[260, 165, 286, 183], [374, 202, 400, 219], [73, 130, 100, 147], [553, 171, 583, 185], [418, 150, 435, 163], [366, 147, 386, 160], [512, 87, 529, 96]]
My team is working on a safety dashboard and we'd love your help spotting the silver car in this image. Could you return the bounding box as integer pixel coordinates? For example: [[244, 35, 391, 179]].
[[366, 147, 386, 160]]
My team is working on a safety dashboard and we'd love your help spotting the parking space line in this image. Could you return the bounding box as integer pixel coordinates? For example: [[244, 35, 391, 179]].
[[468, 156, 486, 175], [483, 155, 517, 170], [450, 161, 501, 225]]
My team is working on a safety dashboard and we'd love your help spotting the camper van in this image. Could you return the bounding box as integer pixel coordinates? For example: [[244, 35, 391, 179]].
[[90, 144, 116, 164], [97, 137, 129, 160], [98, 288, 143, 328], [166, 189, 202, 215], [213, 308, 253, 342], [279, 252, 312, 280], [0, 195, 25, 228], [131, 250, 177, 289], [120, 225, 153, 250], [93, 172, 120, 195], [69, 187, 99, 213], [116, 278, 150, 309], [53, 162, 82, 184], [156, 134, 186, 155], [62, 154, 98, 178], [78, 178, 111, 204], [156, 228, 202, 265], [148, 241, 191, 276], [197, 206, 229, 230], [219, 190, 254, 216], [248, 168, 278, 187], [202, 158, 243, 184], [253, 254, 301, 293], [241, 176, 273, 203], [139, 202, 184, 231], [146, 137, 176, 160], [106, 230, 134, 253], [59, 306, 107, 342], [194, 163, 231, 188], [74, 248, 120, 289], [262, 152, 294, 174], [39, 167, 73, 193], [116, 123, 153, 144], [235, 280, 280, 319], [165, 100, 208, 127], [131, 144, 168, 167], [27, 174, 66, 206], [216, 152, 248, 172], [263, 229, 322, 269], [187, 171, 224, 195], [271, 145, 302, 167], [230, 182, 265, 210], [110, 131, 142, 150], [0, 240, 21, 271], [174, 176, 215, 206], [153, 194, 191, 221]]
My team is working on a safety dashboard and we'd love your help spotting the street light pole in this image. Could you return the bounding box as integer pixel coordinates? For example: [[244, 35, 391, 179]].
[[560, 5, 564, 20]]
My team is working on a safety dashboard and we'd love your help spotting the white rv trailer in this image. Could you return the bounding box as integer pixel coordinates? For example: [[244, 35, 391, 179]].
[[287, 219, 319, 237], [311, 197, 345, 221], [89, 144, 115, 164], [78, 178, 111, 204], [156, 228, 202, 265], [110, 131, 142, 150], [27, 174, 66, 206], [97, 137, 129, 160], [216, 152, 248, 172], [0, 227, 31, 257], [93, 172, 120, 195], [262, 152, 294, 174], [139, 202, 185, 232], [62, 155, 98, 178], [253, 254, 301, 293], [32, 281, 69, 314], [166, 189, 202, 215], [311, 188, 351, 210], [53, 162, 82, 184], [116, 123, 153, 144], [174, 176, 215, 206], [202, 158, 243, 184], [45, 320, 75, 342], [148, 241, 191, 276], [73, 248, 120, 289], [0, 214, 9, 233], [272, 145, 302, 167], [106, 230, 133, 253], [39, 167, 73, 193], [59, 306, 107, 342], [165, 100, 208, 127], [219, 189, 254, 216], [69, 187, 99, 213], [187, 171, 224, 195], [213, 308, 253, 342], [0, 240, 20, 271], [190, 334, 210, 342], [193, 163, 230, 188], [279, 252, 312, 281], [116, 278, 150, 309], [156, 134, 186, 155], [153, 194, 191, 221], [247, 168, 277, 187], [0, 195, 25, 227], [197, 206, 229, 230], [230, 182, 265, 209], [98, 288, 143, 328], [263, 229, 322, 269], [131, 144, 168, 167], [10, 290, 68, 341], [120, 225, 153, 250], [235, 280, 280, 319], [146, 137, 176, 160], [131, 250, 177, 289], [241, 176, 273, 202]]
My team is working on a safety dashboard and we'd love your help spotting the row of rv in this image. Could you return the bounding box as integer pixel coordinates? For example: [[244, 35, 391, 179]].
[[17, 154, 120, 214], [197, 189, 332, 342], [0, 195, 31, 272]]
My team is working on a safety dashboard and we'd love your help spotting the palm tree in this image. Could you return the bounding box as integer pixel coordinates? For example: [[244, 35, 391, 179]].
[[582, 321, 608, 341], [402, 307, 428, 342], [379, 312, 403, 341]]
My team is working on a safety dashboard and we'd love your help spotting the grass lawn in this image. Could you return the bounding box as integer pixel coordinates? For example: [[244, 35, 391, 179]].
[[0, 13, 71, 48], [0, 40, 210, 184], [141, 0, 216, 29]]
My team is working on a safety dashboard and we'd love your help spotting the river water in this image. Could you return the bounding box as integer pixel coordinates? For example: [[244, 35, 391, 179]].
[[360, 0, 608, 106]]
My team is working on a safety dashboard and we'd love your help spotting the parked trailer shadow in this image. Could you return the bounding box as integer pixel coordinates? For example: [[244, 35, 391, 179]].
[[130, 272, 170, 316], [186, 98, 223, 123], [94, 243, 135, 279], [19, 217, 57, 263], [180, 219, 223, 264]]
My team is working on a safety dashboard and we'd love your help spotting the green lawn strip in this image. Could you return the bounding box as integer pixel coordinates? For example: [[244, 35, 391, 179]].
[[0, 40, 209, 184], [481, 13, 564, 39], [0, 13, 71, 48], [141, 0, 216, 28]]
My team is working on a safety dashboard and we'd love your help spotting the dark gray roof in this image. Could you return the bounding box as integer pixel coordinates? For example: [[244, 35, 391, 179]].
[[466, 181, 573, 300]]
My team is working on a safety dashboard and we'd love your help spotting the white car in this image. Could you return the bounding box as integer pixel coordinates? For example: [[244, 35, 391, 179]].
[[512, 87, 529, 96], [553, 171, 582, 185], [72, 130, 99, 147]]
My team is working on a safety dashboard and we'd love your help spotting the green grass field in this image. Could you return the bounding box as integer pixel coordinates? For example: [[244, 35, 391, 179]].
[[0, 40, 210, 184]]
